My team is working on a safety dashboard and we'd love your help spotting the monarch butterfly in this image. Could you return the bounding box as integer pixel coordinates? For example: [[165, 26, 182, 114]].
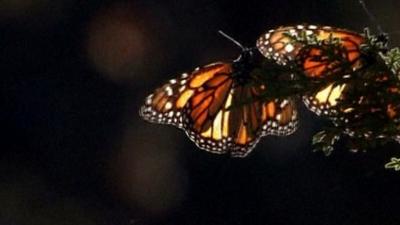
[[140, 45, 298, 157], [257, 25, 365, 116]]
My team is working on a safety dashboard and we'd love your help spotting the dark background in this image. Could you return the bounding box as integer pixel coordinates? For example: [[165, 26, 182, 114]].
[[3, 0, 400, 224]]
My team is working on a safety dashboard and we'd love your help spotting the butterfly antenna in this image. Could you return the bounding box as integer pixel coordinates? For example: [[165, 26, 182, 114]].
[[218, 30, 245, 50], [358, 0, 384, 34]]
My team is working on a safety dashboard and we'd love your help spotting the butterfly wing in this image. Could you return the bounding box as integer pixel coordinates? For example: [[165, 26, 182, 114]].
[[140, 62, 298, 157], [257, 24, 365, 116], [257, 25, 364, 66], [185, 80, 298, 157], [140, 63, 230, 127], [229, 86, 298, 157]]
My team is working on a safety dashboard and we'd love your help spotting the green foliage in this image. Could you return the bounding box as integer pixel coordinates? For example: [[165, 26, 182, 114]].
[[312, 129, 340, 156], [385, 157, 400, 171], [382, 47, 400, 79]]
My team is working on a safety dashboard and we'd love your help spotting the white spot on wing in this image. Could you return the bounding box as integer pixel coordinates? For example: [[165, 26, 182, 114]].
[[165, 86, 173, 96], [280, 100, 288, 108], [168, 111, 174, 117], [146, 98, 152, 105], [308, 25, 317, 30], [165, 102, 172, 110], [284, 44, 294, 53]]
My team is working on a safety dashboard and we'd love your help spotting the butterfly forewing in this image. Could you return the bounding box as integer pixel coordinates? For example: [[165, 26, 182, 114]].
[[140, 63, 228, 127], [257, 25, 365, 66], [140, 62, 298, 157]]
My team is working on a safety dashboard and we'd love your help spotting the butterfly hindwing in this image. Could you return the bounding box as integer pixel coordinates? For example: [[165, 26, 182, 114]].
[[184, 80, 298, 157]]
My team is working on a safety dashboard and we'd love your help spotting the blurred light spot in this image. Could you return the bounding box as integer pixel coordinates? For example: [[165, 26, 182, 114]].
[[110, 122, 187, 214], [86, 3, 149, 83]]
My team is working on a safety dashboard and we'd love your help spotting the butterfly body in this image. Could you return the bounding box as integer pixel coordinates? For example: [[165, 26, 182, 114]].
[[229, 48, 260, 84], [140, 49, 298, 157]]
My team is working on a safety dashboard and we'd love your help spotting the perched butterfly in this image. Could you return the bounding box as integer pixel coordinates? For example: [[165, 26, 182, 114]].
[[257, 24, 365, 116], [257, 25, 400, 148], [140, 34, 298, 157]]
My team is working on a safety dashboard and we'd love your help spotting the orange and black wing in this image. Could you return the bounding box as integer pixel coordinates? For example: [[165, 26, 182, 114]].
[[140, 63, 231, 127], [257, 24, 364, 67], [257, 24, 365, 116], [228, 86, 298, 157], [140, 62, 298, 157], [185, 80, 298, 157]]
